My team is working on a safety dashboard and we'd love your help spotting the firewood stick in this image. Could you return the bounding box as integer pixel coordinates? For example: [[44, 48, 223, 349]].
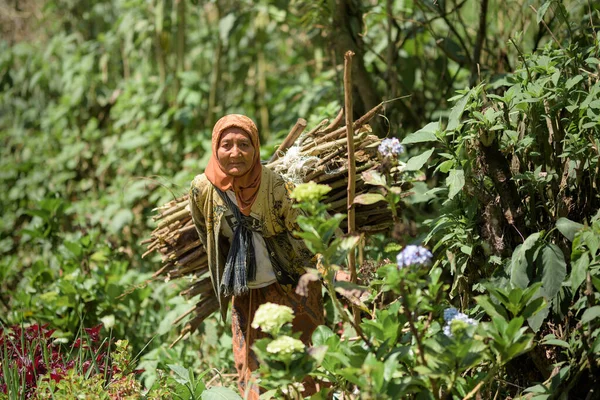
[[170, 296, 219, 347], [321, 108, 344, 134], [158, 209, 189, 229], [317, 147, 346, 167], [268, 118, 307, 163], [316, 162, 375, 186], [176, 246, 205, 266], [170, 258, 209, 278], [173, 238, 203, 255], [353, 101, 384, 128], [152, 261, 175, 278], [298, 118, 329, 146], [308, 106, 381, 148], [180, 277, 213, 298], [304, 132, 367, 156], [153, 199, 188, 220]]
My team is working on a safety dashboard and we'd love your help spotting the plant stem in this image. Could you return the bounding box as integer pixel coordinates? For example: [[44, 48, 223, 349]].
[[398, 278, 440, 399], [324, 272, 374, 352], [463, 367, 497, 399]]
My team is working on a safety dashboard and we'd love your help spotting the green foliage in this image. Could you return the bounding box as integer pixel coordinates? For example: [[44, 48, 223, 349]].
[[1, 0, 599, 398], [271, 185, 543, 398], [406, 7, 600, 396]]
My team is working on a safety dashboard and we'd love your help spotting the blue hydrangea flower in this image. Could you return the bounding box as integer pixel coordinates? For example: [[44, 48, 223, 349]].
[[378, 138, 404, 158], [442, 307, 477, 337], [396, 245, 433, 269], [443, 307, 459, 322]]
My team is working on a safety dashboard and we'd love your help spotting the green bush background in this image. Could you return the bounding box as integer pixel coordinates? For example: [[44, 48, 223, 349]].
[[1, 0, 599, 398]]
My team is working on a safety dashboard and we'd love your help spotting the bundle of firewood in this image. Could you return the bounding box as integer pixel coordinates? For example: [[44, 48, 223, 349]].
[[142, 104, 400, 345]]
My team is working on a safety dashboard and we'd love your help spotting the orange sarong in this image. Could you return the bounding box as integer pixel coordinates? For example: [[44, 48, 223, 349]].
[[231, 280, 323, 399]]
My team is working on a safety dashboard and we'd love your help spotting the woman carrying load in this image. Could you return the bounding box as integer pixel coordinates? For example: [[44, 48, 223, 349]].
[[188, 114, 323, 399]]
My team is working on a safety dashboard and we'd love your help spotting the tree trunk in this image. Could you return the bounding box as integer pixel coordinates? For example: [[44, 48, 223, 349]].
[[330, 0, 383, 133]]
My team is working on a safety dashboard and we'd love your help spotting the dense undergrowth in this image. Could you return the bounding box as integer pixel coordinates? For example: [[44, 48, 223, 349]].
[[1, 0, 599, 398]]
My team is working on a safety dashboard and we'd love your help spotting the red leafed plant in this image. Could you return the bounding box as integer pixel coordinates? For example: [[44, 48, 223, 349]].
[[0, 323, 137, 399]]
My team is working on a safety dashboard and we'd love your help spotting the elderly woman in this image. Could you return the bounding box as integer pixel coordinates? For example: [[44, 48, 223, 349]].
[[189, 114, 324, 398]]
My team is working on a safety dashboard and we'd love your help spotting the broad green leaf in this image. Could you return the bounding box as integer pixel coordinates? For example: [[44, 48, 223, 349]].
[[167, 364, 191, 385], [581, 306, 600, 324], [506, 317, 525, 339], [511, 233, 542, 288], [324, 236, 360, 266], [521, 297, 546, 320], [63, 241, 82, 257], [536, 1, 552, 24], [565, 75, 583, 90], [583, 231, 599, 255], [401, 122, 439, 144], [540, 244, 567, 299], [446, 169, 465, 199], [542, 339, 570, 348], [521, 282, 544, 305], [447, 93, 470, 131], [353, 193, 386, 205], [404, 147, 435, 171], [475, 295, 509, 321], [437, 159, 455, 173], [308, 345, 328, 364], [202, 386, 243, 400], [361, 170, 387, 187], [527, 300, 549, 332], [570, 254, 589, 290], [511, 245, 530, 289], [556, 218, 584, 241]]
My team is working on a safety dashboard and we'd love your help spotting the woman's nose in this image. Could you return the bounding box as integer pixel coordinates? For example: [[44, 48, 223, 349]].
[[230, 145, 243, 157]]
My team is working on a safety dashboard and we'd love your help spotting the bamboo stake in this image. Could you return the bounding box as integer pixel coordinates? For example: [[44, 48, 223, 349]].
[[344, 50, 360, 328]]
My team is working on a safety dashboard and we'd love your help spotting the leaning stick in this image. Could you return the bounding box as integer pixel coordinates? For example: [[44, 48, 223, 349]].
[[321, 108, 344, 134], [344, 50, 360, 328], [268, 118, 307, 163]]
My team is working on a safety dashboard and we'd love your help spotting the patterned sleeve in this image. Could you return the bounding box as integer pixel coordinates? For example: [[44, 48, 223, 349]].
[[189, 177, 208, 248]]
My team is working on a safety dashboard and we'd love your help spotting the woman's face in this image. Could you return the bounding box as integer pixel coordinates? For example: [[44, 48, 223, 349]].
[[217, 127, 256, 177]]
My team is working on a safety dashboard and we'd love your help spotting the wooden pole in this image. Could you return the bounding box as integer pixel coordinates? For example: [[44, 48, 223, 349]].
[[344, 50, 360, 327]]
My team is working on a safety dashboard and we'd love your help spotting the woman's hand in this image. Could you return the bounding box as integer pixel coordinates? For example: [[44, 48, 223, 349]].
[[334, 270, 352, 282]]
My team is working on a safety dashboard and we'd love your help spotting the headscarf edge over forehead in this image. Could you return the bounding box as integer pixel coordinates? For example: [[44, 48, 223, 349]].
[[205, 114, 262, 216]]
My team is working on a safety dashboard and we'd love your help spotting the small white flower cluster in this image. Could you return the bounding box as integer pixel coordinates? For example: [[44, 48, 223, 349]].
[[378, 137, 404, 158], [396, 245, 433, 269], [266, 335, 305, 355], [443, 307, 477, 337], [252, 302, 294, 336]]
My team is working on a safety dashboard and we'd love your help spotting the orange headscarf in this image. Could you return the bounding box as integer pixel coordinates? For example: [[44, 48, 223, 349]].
[[205, 114, 262, 216]]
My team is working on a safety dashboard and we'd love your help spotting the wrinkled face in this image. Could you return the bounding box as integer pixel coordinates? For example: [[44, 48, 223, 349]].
[[217, 127, 256, 177]]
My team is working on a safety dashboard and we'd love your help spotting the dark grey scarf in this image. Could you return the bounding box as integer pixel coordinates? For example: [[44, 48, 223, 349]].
[[215, 188, 257, 297]]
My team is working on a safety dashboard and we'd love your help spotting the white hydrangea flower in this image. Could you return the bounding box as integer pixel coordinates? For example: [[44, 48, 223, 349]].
[[378, 137, 405, 158], [266, 335, 305, 355], [251, 302, 294, 336], [396, 245, 433, 269]]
